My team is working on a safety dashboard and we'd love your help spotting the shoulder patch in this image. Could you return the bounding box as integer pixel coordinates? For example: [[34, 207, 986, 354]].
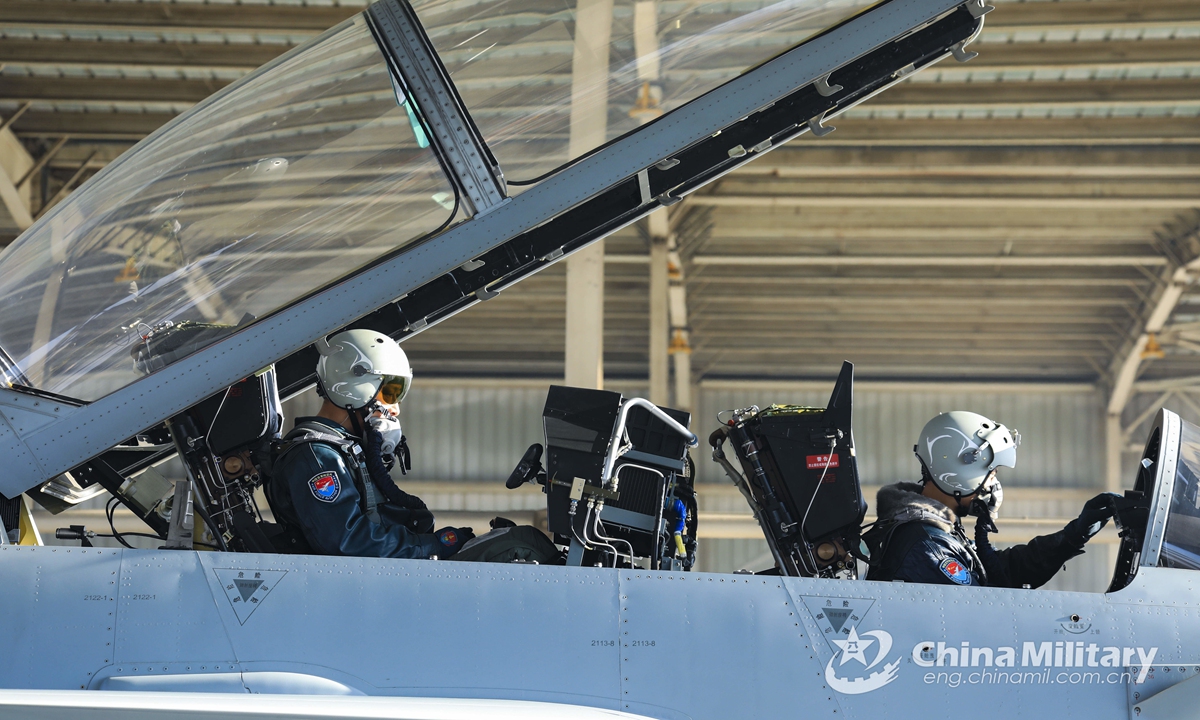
[[308, 471, 341, 503], [939, 557, 972, 585]]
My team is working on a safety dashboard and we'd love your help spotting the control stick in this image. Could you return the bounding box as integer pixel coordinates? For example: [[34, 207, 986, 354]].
[[506, 443, 545, 489]]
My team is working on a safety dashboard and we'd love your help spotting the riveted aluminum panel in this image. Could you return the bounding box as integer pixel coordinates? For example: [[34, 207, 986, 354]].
[[0, 546, 122, 689], [617, 570, 837, 718], [110, 550, 238, 670], [196, 553, 625, 706]]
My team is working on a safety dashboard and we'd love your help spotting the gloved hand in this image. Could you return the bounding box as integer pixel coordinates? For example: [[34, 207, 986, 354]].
[[378, 505, 435, 535], [1068, 492, 1121, 541], [434, 527, 475, 558], [970, 498, 998, 534], [364, 428, 426, 510], [394, 490, 427, 511]]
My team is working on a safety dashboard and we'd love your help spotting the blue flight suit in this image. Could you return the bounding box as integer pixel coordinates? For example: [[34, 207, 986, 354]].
[[866, 481, 1089, 588], [270, 417, 443, 558]]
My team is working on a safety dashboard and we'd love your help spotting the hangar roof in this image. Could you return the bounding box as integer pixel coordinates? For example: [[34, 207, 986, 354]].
[[0, 0, 1198, 398]]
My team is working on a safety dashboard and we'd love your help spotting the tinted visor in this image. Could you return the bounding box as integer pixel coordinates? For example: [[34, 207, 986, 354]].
[[378, 375, 410, 404]]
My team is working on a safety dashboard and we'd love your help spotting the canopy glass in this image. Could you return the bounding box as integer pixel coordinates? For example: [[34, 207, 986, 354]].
[[0, 16, 455, 402], [413, 0, 881, 182], [1162, 418, 1200, 570]]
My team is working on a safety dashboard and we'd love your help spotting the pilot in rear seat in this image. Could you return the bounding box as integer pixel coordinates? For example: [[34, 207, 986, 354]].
[[864, 411, 1117, 588], [268, 330, 473, 558]]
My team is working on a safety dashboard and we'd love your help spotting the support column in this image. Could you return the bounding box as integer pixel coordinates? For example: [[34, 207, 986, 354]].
[[668, 242, 692, 412], [648, 224, 669, 405], [634, 0, 672, 406], [0, 124, 34, 232], [564, 0, 613, 389], [1105, 410, 1124, 582], [1105, 412, 1123, 493], [565, 248, 606, 388]]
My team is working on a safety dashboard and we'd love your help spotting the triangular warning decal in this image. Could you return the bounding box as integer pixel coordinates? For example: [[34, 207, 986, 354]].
[[801, 596, 876, 652], [824, 607, 853, 633], [234, 579, 262, 602], [213, 568, 287, 625]]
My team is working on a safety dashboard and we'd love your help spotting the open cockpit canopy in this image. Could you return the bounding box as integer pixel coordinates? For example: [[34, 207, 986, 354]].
[[0, 0, 987, 500], [1109, 408, 1200, 591], [0, 15, 454, 402], [0, 0, 885, 405], [414, 0, 883, 181]]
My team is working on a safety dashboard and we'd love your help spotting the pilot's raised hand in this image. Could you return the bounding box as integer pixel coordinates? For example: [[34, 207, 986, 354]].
[[1068, 492, 1121, 542]]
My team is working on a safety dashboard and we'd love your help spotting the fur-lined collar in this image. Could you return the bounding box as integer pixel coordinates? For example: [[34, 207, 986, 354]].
[[875, 482, 956, 533]]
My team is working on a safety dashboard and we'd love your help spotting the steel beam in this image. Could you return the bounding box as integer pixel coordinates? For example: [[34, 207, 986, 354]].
[[689, 195, 1199, 210], [0, 1, 357, 31], [33, 151, 96, 220], [0, 102, 30, 133], [985, 0, 1200, 31], [805, 116, 1200, 146], [966, 38, 1200, 72], [1107, 259, 1200, 416], [684, 255, 1168, 267], [3, 0, 1193, 35], [0, 38, 283, 67], [738, 146, 1200, 178], [13, 136, 68, 189], [1134, 374, 1200, 392], [0, 126, 33, 231], [11, 113, 1199, 147]]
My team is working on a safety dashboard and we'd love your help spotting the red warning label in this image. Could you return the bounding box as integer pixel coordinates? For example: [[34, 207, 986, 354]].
[[806, 454, 840, 470]]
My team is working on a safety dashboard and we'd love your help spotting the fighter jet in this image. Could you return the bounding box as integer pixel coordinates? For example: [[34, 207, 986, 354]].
[[3, 0, 1192, 717]]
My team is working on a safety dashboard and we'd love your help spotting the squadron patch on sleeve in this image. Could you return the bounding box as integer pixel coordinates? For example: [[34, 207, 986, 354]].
[[939, 558, 972, 585], [308, 472, 341, 502], [439, 529, 458, 547]]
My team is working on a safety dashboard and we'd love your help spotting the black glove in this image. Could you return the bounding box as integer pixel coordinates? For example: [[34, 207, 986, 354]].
[[1068, 492, 1121, 542], [970, 497, 998, 534], [365, 429, 426, 510], [973, 513, 1008, 587], [378, 505, 435, 534], [434, 527, 475, 558], [396, 435, 411, 476], [395, 490, 427, 511]]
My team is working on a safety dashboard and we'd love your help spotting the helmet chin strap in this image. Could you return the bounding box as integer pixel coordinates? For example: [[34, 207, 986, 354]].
[[346, 404, 367, 438]]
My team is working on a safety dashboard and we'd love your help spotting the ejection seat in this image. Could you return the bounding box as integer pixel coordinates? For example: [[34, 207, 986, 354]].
[[709, 362, 867, 578]]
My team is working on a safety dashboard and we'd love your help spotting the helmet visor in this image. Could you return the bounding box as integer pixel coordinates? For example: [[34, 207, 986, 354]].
[[378, 375, 410, 404]]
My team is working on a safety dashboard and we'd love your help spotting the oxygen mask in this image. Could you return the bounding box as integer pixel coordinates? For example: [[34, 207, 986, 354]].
[[366, 410, 404, 458], [969, 472, 1003, 533]]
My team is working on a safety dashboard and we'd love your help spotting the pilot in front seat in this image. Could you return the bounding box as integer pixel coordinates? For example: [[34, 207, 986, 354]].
[[268, 330, 473, 558], [864, 411, 1117, 588]]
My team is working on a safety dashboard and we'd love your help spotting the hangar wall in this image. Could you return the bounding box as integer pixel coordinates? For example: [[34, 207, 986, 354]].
[[288, 377, 1106, 489]]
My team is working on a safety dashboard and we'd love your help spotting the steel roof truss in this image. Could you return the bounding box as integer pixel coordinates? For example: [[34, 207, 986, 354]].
[[0, 0, 983, 499]]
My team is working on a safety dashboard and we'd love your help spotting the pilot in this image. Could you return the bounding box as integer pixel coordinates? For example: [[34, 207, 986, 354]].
[[864, 411, 1117, 588], [268, 329, 473, 558]]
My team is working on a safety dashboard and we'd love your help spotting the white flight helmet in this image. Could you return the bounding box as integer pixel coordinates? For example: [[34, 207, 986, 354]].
[[315, 330, 412, 410], [915, 411, 1020, 497]]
